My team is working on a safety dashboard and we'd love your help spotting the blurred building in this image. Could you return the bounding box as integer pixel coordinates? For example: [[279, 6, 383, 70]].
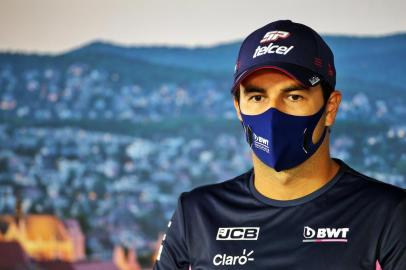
[[0, 198, 141, 270], [113, 245, 142, 270], [0, 213, 82, 261]]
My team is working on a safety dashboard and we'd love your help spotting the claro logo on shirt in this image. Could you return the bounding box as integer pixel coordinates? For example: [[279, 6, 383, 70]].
[[303, 226, 349, 243], [213, 249, 255, 266], [216, 227, 260, 240]]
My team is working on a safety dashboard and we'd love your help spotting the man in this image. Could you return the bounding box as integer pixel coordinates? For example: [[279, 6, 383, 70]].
[[152, 19, 406, 270]]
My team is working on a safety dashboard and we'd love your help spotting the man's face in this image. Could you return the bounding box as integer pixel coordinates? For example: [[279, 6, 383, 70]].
[[235, 68, 324, 117], [233, 68, 334, 145]]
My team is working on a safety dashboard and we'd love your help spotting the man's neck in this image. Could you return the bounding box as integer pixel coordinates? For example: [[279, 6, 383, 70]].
[[252, 138, 340, 201]]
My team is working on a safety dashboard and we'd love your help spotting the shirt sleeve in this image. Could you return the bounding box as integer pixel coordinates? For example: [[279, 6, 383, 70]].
[[153, 192, 191, 270], [377, 195, 406, 270]]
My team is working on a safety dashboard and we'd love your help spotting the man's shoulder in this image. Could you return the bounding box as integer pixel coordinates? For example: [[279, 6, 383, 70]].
[[340, 160, 406, 205]]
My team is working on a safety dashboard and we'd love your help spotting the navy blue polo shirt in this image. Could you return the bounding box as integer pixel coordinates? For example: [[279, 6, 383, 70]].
[[153, 157, 406, 270]]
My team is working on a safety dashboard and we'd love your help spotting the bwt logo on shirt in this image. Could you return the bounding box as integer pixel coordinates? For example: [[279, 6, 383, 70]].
[[303, 226, 350, 243], [216, 227, 260, 240]]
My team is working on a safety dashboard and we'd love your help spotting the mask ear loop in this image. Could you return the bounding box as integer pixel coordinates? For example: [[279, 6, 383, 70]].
[[303, 80, 334, 154], [302, 102, 328, 154], [238, 101, 254, 147], [303, 125, 328, 154]]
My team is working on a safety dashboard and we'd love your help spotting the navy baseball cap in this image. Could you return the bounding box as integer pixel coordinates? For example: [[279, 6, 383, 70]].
[[231, 19, 336, 94]]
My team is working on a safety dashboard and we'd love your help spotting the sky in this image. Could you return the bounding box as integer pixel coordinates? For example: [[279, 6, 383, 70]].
[[0, 0, 405, 54]]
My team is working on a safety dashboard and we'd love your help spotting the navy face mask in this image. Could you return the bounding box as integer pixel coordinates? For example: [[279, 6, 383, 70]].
[[239, 102, 328, 172]]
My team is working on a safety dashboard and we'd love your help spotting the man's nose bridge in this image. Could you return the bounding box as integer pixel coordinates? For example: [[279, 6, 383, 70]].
[[238, 91, 283, 114], [268, 100, 278, 110], [265, 94, 283, 112]]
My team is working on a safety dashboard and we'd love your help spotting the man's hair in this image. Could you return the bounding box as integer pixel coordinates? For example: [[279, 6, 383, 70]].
[[232, 80, 334, 106]]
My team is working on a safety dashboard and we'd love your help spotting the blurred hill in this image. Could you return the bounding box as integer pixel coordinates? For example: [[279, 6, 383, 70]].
[[2, 33, 406, 98]]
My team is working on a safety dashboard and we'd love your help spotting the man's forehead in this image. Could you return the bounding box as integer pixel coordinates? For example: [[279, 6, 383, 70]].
[[239, 67, 308, 89], [241, 68, 298, 84], [239, 81, 311, 95]]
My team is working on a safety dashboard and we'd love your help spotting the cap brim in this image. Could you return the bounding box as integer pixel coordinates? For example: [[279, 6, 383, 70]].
[[230, 62, 321, 94]]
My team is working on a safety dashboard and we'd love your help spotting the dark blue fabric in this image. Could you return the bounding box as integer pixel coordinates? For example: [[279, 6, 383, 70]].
[[231, 19, 336, 93], [152, 158, 406, 270], [239, 102, 327, 172]]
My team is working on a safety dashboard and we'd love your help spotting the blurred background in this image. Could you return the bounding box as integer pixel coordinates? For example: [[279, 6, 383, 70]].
[[0, 0, 405, 269]]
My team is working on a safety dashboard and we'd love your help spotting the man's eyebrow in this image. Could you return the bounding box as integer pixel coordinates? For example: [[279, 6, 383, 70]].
[[242, 83, 310, 95], [282, 84, 310, 92], [243, 85, 267, 95]]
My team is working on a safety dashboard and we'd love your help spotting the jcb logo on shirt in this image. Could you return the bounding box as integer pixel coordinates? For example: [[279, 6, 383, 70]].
[[216, 227, 260, 240]]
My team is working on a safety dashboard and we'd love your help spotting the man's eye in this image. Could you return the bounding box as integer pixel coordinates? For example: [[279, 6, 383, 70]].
[[287, 94, 303, 101], [248, 95, 264, 102]]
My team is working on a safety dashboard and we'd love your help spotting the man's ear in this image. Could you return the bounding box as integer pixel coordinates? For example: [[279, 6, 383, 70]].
[[233, 97, 243, 121], [325, 89, 342, 127]]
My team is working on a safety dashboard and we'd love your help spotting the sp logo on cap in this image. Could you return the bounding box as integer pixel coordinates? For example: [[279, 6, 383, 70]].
[[260, 31, 290, 44]]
